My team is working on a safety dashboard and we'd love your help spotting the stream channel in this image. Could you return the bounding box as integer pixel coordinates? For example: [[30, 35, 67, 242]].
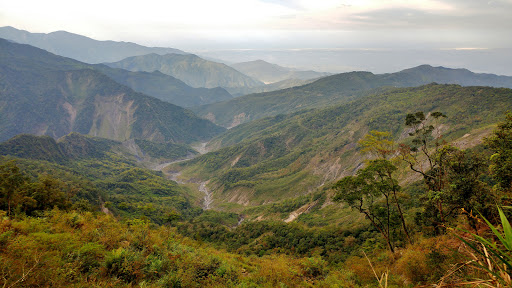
[[150, 142, 213, 210]]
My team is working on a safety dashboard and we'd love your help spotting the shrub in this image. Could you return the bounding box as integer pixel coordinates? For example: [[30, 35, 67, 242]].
[[103, 247, 143, 283]]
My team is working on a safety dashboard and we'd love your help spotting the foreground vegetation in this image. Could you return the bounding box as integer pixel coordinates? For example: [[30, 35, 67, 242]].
[[2, 111, 512, 286], [0, 209, 366, 287]]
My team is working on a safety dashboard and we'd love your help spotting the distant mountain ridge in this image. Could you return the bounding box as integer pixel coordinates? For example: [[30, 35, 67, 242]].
[[231, 59, 331, 83], [0, 32, 233, 107], [105, 53, 264, 90], [0, 38, 225, 142], [94, 66, 234, 107], [0, 26, 186, 63], [193, 65, 512, 127]]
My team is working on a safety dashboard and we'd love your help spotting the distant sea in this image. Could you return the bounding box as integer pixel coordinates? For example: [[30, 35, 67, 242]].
[[196, 48, 512, 76]]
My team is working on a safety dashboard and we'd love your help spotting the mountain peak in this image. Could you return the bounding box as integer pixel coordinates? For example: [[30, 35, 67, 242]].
[[231, 60, 330, 84], [106, 52, 264, 89], [0, 26, 186, 63], [399, 64, 474, 75]]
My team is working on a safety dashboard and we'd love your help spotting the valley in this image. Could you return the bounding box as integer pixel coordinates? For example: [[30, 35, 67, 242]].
[[1, 22, 512, 287]]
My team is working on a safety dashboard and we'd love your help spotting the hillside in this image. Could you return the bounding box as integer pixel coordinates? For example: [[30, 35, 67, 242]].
[[0, 135, 200, 223], [0, 38, 225, 142], [95, 66, 234, 107], [0, 26, 186, 63], [0, 133, 197, 164], [105, 53, 264, 89], [193, 65, 512, 127], [224, 77, 318, 97], [0, 34, 232, 108], [231, 59, 331, 83], [0, 134, 115, 163], [173, 84, 512, 207]]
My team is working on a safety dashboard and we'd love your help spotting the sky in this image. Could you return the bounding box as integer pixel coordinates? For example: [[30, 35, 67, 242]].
[[1, 0, 512, 50]]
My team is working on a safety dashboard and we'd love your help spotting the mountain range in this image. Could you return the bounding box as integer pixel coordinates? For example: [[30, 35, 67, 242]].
[[192, 65, 512, 127], [0, 26, 186, 63], [230, 59, 331, 84], [174, 84, 512, 207], [94, 66, 233, 107], [0, 27, 323, 98], [0, 38, 224, 143], [105, 53, 264, 91]]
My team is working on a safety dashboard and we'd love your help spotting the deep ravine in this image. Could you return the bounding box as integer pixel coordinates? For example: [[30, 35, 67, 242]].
[[151, 141, 213, 210]]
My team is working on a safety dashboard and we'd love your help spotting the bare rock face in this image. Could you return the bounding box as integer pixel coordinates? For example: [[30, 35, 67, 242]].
[[230, 113, 248, 128]]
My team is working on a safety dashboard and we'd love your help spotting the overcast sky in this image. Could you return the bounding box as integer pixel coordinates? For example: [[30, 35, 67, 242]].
[[1, 0, 511, 50]]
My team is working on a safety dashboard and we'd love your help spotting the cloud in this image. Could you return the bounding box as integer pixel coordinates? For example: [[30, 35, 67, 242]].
[[262, 0, 511, 29], [258, 0, 303, 9], [0, 0, 510, 49]]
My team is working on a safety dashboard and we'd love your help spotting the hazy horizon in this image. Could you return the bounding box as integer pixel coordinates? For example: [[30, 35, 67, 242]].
[[1, 0, 511, 74]]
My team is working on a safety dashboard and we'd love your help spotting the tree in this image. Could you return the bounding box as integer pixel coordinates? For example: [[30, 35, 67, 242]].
[[359, 131, 412, 244], [398, 112, 453, 227], [416, 146, 492, 230], [400, 111, 495, 232], [0, 161, 31, 216], [358, 130, 395, 159], [333, 159, 403, 252], [0, 161, 73, 216], [486, 112, 512, 194], [399, 111, 447, 183], [30, 174, 71, 213]]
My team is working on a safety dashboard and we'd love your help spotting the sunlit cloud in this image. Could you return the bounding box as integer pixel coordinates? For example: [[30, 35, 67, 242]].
[[0, 0, 510, 49]]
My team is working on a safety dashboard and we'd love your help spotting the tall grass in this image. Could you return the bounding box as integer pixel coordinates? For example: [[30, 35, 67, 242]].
[[452, 207, 512, 287]]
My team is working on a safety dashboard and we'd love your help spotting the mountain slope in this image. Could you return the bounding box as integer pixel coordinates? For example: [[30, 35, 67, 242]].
[[223, 77, 319, 97], [0, 133, 118, 163], [0, 134, 201, 223], [231, 59, 330, 83], [193, 65, 512, 127], [0, 34, 232, 107], [105, 53, 264, 89], [173, 84, 512, 207], [0, 38, 225, 142], [0, 26, 185, 63], [94, 66, 234, 107], [0, 133, 196, 164]]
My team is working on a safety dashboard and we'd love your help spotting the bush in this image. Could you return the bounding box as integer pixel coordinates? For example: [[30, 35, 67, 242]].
[[103, 247, 143, 283], [300, 257, 328, 279]]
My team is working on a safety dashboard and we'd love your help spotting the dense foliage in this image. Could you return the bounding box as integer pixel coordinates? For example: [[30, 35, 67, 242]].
[[0, 147, 198, 224], [0, 210, 361, 287]]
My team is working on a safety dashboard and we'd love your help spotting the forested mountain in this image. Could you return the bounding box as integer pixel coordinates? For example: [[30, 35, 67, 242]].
[[0, 135, 200, 223], [175, 84, 512, 206], [193, 65, 512, 127], [105, 53, 264, 90], [223, 77, 318, 97], [0, 34, 232, 108], [0, 26, 186, 63], [0, 38, 225, 142], [95, 66, 234, 107], [0, 133, 197, 164], [231, 59, 331, 83]]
